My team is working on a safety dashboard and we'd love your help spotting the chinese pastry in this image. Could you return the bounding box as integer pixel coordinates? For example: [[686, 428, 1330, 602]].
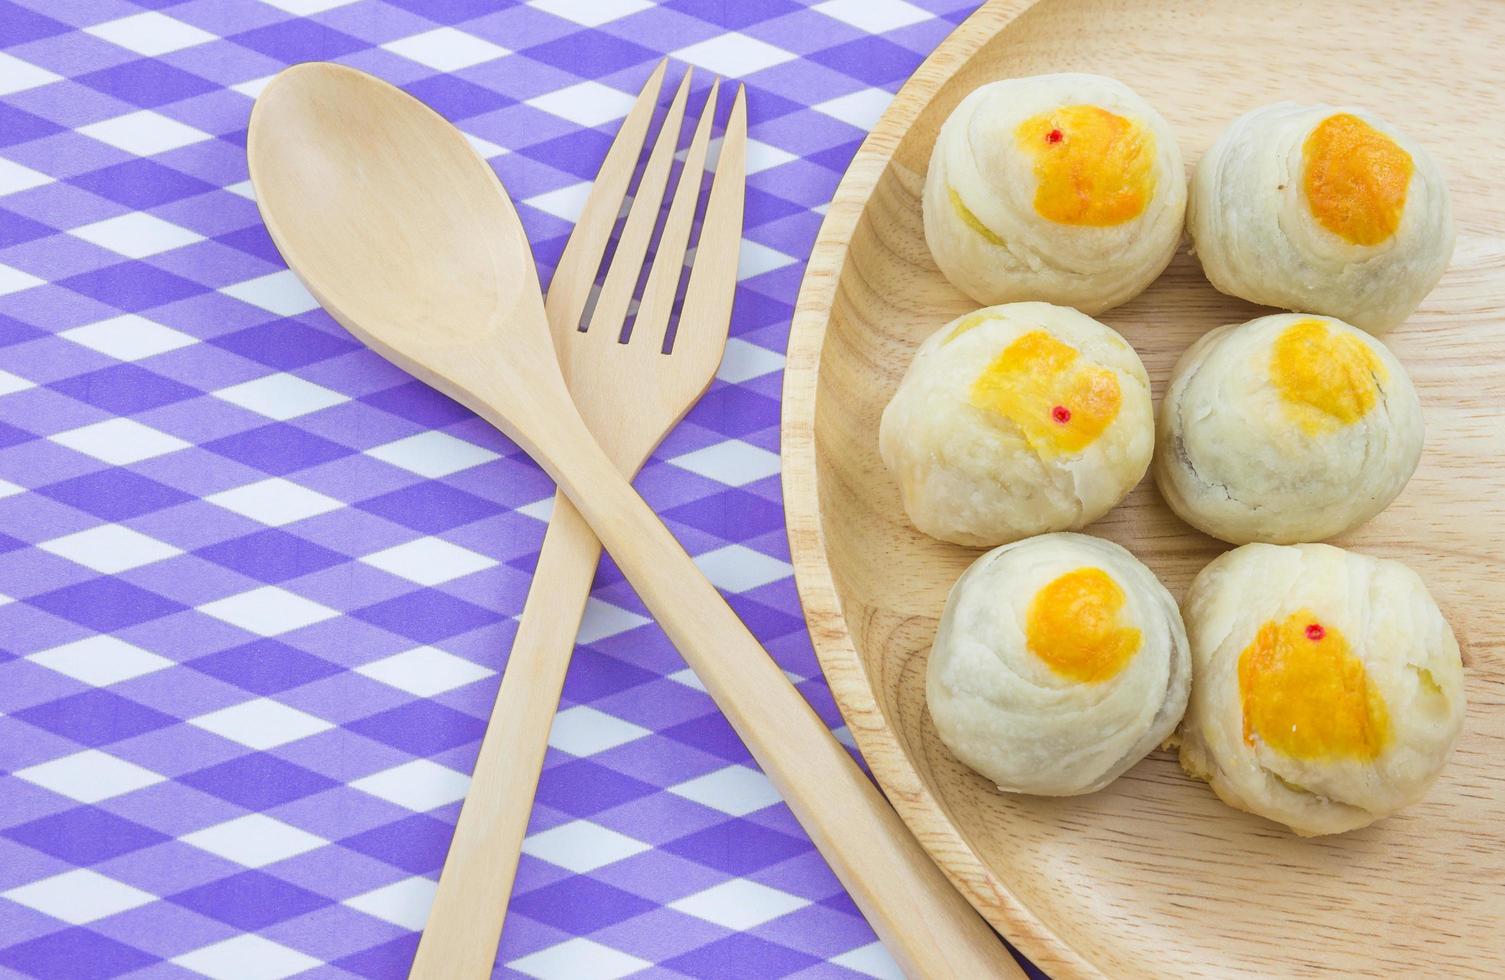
[[928, 533, 1191, 796], [1188, 104, 1454, 333], [923, 73, 1186, 313], [1154, 313, 1422, 545], [1177, 543, 1465, 836], [880, 302, 1153, 547]]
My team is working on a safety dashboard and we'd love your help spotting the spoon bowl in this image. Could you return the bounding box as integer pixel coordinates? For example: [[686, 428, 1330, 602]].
[[249, 62, 565, 449]]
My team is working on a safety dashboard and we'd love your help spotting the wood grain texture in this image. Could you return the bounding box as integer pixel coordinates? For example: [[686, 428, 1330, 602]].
[[781, 1, 1505, 976], [248, 62, 1022, 980]]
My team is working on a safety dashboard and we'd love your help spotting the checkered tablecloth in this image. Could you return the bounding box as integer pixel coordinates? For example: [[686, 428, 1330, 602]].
[[0, 2, 1019, 978]]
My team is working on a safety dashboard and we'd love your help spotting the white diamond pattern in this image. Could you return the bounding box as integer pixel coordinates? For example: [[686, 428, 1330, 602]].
[[383, 28, 509, 70], [189, 698, 334, 749], [197, 587, 339, 637], [78, 110, 212, 155], [669, 440, 781, 486], [365, 431, 500, 477], [61, 314, 196, 361], [171, 935, 322, 980], [69, 213, 203, 258], [0, 263, 41, 295], [2, 869, 155, 925], [0, 367, 33, 397], [522, 819, 651, 873], [575, 598, 651, 644], [812, 0, 930, 33], [354, 645, 493, 696], [358, 537, 497, 585], [350, 759, 470, 811], [693, 544, 792, 592], [508, 939, 651, 980], [672, 34, 797, 76], [669, 765, 781, 816], [0, 157, 52, 195], [220, 270, 320, 316], [28, 635, 172, 686], [49, 418, 190, 465], [205, 477, 344, 526], [526, 81, 636, 127], [668, 880, 810, 929], [814, 87, 895, 129], [342, 877, 437, 929], [38, 524, 182, 573], [85, 12, 216, 56], [528, 0, 652, 28], [212, 373, 348, 420], [181, 814, 328, 868], [14, 750, 165, 803], [548, 705, 650, 756], [832, 942, 906, 979], [0, 52, 61, 95]]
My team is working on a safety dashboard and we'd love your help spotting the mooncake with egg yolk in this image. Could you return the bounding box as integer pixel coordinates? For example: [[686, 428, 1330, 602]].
[[880, 302, 1153, 547], [922, 73, 1186, 314], [927, 532, 1190, 796], [1177, 542, 1464, 836], [1188, 104, 1453, 333], [1153, 312, 1422, 545]]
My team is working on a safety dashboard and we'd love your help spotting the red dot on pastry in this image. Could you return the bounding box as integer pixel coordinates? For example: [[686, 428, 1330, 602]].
[[1046, 128, 1063, 144], [1305, 623, 1326, 641], [1051, 405, 1071, 424]]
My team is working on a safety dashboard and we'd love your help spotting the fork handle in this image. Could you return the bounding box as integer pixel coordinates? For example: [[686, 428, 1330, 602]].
[[539, 419, 1025, 980], [411, 487, 598, 980]]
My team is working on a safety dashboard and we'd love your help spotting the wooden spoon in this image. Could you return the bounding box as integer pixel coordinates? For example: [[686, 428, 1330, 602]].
[[247, 62, 1021, 979]]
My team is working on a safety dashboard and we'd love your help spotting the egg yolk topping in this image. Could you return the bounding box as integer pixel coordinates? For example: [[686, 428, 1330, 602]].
[[1303, 113, 1413, 246], [970, 330, 1122, 456], [1016, 104, 1156, 226], [1025, 567, 1142, 683], [1270, 318, 1386, 434], [1238, 610, 1390, 762]]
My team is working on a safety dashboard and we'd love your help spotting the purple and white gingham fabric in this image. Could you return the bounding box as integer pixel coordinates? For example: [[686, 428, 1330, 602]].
[[0, 2, 1041, 978]]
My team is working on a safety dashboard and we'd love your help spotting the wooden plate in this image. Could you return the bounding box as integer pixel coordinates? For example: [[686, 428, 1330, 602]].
[[781, 1, 1505, 975]]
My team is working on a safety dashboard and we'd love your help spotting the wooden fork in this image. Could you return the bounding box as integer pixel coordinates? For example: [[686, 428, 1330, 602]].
[[411, 63, 747, 978]]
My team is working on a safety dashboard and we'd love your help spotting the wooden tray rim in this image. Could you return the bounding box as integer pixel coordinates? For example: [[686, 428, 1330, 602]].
[[777, 1, 1107, 975]]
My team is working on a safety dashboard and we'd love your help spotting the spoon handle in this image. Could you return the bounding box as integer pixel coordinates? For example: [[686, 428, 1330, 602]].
[[535, 413, 1024, 980], [411, 487, 598, 979]]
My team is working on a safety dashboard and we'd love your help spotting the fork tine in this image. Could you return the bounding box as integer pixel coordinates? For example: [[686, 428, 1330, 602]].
[[581, 67, 693, 343], [543, 59, 667, 337], [634, 77, 720, 354], [670, 85, 746, 361]]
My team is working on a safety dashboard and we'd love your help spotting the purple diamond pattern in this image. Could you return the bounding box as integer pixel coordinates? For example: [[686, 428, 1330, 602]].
[[4, 807, 171, 865], [0, 928, 159, 980], [0, 2, 1044, 979]]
